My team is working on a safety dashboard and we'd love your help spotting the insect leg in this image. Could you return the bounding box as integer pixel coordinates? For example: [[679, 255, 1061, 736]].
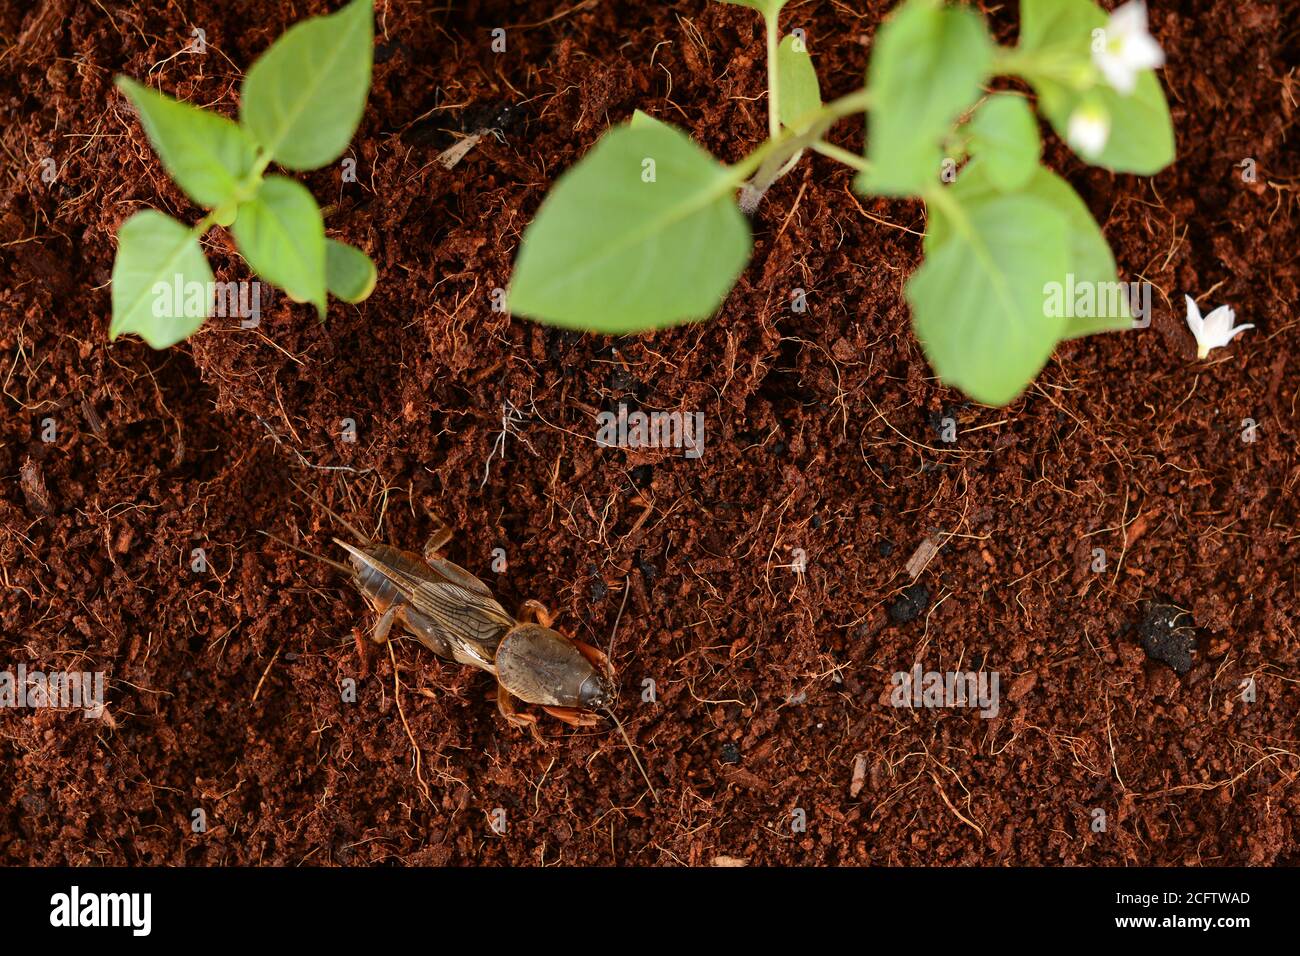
[[517, 599, 554, 628], [422, 520, 454, 562], [496, 682, 543, 741], [570, 638, 615, 680], [371, 604, 397, 644], [540, 706, 600, 727]]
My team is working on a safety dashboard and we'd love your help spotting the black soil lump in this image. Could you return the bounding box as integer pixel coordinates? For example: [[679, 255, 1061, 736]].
[[1137, 603, 1197, 674], [888, 583, 930, 624]]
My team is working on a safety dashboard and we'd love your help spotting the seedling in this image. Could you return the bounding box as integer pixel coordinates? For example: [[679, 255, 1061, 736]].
[[508, 0, 1176, 405], [110, 0, 376, 349]]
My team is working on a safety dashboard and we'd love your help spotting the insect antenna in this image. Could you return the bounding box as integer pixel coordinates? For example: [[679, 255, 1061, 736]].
[[287, 477, 374, 546], [602, 706, 658, 804], [597, 586, 657, 803], [606, 573, 631, 661], [258, 530, 353, 575]]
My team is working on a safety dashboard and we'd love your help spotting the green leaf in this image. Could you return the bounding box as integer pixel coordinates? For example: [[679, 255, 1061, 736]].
[[777, 34, 822, 132], [240, 0, 373, 171], [115, 77, 259, 209], [714, 0, 788, 16], [966, 94, 1040, 192], [232, 175, 326, 316], [325, 238, 376, 302], [509, 121, 751, 334], [110, 210, 214, 349], [927, 160, 1130, 338], [630, 109, 671, 131], [1079, 73, 1173, 174], [908, 192, 1069, 405], [858, 0, 993, 197], [1019, 0, 1097, 53], [1017, 0, 1174, 174]]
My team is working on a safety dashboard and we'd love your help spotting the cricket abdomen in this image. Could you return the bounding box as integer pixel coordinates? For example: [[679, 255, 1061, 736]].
[[348, 543, 429, 612]]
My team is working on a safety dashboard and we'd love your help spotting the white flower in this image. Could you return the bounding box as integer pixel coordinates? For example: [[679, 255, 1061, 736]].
[[1185, 295, 1253, 359], [1068, 104, 1110, 158], [1093, 1, 1165, 95]]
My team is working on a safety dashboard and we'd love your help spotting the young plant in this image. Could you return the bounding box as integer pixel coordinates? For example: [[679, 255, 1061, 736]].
[[110, 0, 376, 349], [508, 0, 1176, 406]]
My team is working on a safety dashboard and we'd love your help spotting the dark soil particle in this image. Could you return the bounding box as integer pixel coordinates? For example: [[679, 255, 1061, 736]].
[[888, 584, 932, 624], [1137, 603, 1198, 675], [2, 0, 1299, 867]]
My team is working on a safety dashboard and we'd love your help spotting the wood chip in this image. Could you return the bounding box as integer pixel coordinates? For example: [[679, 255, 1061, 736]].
[[711, 856, 749, 867], [81, 396, 104, 437], [19, 456, 51, 514], [905, 534, 944, 579], [437, 132, 482, 170], [849, 752, 869, 797]]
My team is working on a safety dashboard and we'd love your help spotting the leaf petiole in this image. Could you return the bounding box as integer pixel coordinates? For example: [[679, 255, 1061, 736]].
[[994, 44, 1094, 88], [809, 139, 871, 173]]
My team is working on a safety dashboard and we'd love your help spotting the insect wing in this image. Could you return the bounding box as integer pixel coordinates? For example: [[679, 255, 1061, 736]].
[[423, 554, 496, 597], [331, 537, 511, 667], [404, 574, 513, 667]]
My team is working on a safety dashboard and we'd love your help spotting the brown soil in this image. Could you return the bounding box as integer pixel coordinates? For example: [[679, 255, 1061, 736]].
[[2, 0, 1298, 866]]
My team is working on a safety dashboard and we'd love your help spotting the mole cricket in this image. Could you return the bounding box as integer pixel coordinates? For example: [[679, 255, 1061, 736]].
[[263, 482, 655, 797]]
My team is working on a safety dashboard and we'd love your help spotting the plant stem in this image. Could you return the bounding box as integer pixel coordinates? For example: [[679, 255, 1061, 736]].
[[809, 139, 870, 173], [728, 131, 792, 184], [729, 86, 874, 210], [759, 13, 780, 141], [737, 132, 810, 213], [251, 152, 273, 180], [775, 149, 804, 178], [765, 13, 781, 141], [729, 87, 873, 180], [191, 212, 218, 238]]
